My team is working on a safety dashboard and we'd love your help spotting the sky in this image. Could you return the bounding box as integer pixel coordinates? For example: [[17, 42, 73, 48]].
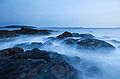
[[0, 0, 120, 28]]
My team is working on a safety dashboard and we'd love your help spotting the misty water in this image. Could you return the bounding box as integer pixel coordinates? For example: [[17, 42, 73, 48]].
[[1, 28, 120, 79]]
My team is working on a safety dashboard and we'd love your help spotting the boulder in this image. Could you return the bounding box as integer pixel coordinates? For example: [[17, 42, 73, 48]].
[[77, 39, 115, 52], [57, 31, 95, 39], [0, 30, 18, 39], [0, 47, 24, 58], [0, 48, 78, 79], [57, 31, 73, 39]]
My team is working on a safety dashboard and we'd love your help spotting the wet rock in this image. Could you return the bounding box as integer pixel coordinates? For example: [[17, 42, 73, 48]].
[[14, 27, 51, 35], [77, 39, 115, 52], [109, 40, 120, 44], [0, 48, 78, 79], [15, 42, 43, 50], [78, 34, 95, 39], [62, 38, 78, 45], [72, 33, 81, 37], [57, 31, 73, 39], [0, 47, 24, 58], [57, 31, 95, 39], [72, 33, 95, 39], [118, 46, 120, 48], [0, 27, 52, 39], [0, 30, 18, 39]]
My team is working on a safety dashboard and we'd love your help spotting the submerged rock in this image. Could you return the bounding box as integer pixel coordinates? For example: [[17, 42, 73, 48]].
[[77, 39, 115, 52], [0, 48, 78, 79], [85, 66, 102, 78]]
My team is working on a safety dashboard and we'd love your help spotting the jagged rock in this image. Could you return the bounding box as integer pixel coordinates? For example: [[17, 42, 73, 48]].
[[0, 47, 24, 58], [0, 48, 78, 79], [57, 31, 73, 39]]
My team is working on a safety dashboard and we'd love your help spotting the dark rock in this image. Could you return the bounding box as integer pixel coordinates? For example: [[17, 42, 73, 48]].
[[57, 31, 73, 39], [62, 38, 78, 45], [15, 42, 43, 50], [14, 27, 51, 35], [78, 34, 95, 39], [72, 33, 81, 37], [118, 46, 120, 48], [77, 39, 115, 52], [0, 47, 24, 58], [0, 30, 18, 39], [57, 31, 95, 39], [0, 27, 52, 39], [0, 48, 78, 79], [109, 40, 120, 44], [11, 48, 50, 61]]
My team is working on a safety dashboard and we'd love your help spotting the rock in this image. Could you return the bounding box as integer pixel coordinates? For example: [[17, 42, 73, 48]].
[[109, 40, 120, 44], [0, 30, 18, 39], [72, 33, 81, 37], [57, 31, 73, 39], [14, 27, 51, 35], [78, 34, 95, 39], [57, 32, 95, 39], [85, 66, 102, 78], [11, 48, 50, 61], [118, 46, 120, 48], [15, 42, 43, 50], [62, 38, 78, 45], [77, 39, 115, 52], [0, 27, 52, 39], [0, 48, 78, 79], [0, 47, 24, 58]]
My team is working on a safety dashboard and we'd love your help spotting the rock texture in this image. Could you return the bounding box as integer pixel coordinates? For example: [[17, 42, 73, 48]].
[[0, 27, 52, 39], [77, 39, 115, 52], [0, 48, 78, 79], [57, 31, 95, 39]]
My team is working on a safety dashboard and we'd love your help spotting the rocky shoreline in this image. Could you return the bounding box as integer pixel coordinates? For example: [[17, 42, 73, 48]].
[[0, 27, 52, 39], [0, 29, 116, 79]]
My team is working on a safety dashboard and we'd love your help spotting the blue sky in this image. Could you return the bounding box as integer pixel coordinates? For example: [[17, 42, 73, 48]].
[[0, 0, 120, 27]]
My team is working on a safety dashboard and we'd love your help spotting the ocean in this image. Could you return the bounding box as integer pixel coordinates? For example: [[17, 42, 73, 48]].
[[0, 27, 120, 79]]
